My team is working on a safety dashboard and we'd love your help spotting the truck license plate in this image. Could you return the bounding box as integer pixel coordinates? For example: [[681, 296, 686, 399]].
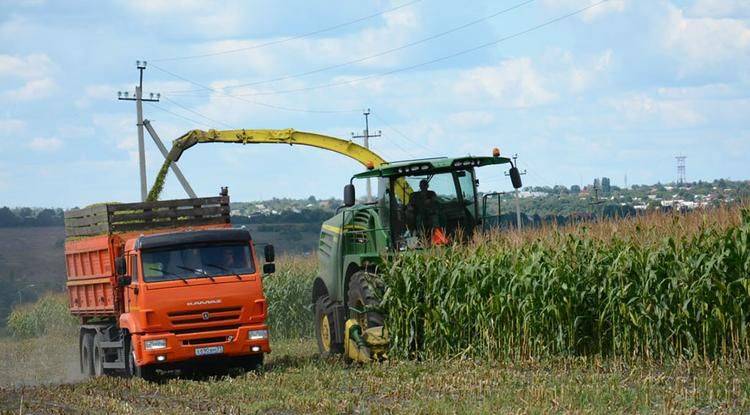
[[195, 345, 224, 356]]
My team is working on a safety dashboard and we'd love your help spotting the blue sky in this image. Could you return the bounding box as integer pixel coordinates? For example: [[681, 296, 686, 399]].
[[0, 0, 748, 207]]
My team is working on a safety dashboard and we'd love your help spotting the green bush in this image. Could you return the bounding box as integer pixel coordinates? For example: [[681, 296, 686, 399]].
[[6, 293, 77, 338], [384, 208, 750, 361], [264, 256, 317, 339]]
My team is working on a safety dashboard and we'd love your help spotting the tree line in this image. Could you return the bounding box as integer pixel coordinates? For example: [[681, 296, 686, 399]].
[[0, 207, 64, 227]]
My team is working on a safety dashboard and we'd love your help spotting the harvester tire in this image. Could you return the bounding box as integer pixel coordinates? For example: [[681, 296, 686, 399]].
[[81, 332, 95, 377], [315, 295, 343, 356], [347, 271, 384, 329]]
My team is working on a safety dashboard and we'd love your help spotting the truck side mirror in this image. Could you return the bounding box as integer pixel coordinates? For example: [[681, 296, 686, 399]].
[[117, 275, 132, 287], [115, 256, 127, 277], [509, 167, 523, 189], [264, 244, 275, 263], [263, 263, 276, 274], [344, 184, 355, 207]]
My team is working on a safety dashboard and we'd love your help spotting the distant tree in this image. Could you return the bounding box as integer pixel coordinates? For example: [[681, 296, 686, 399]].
[[0, 207, 20, 227], [35, 209, 60, 226], [570, 185, 581, 194], [18, 207, 33, 218]]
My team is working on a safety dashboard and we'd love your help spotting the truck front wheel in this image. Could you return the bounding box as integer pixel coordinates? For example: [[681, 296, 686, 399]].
[[80, 332, 95, 377], [125, 336, 157, 381]]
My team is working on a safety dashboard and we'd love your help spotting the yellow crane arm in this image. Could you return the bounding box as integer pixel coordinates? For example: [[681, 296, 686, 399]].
[[147, 128, 388, 201], [167, 128, 386, 167]]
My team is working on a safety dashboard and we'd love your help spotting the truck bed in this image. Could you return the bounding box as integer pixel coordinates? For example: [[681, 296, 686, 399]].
[[65, 193, 231, 318]]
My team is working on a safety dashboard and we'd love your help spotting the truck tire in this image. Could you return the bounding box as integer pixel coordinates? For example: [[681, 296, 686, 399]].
[[93, 332, 104, 377], [314, 295, 343, 356], [126, 336, 157, 381], [238, 354, 264, 372], [347, 271, 384, 329], [81, 332, 95, 377]]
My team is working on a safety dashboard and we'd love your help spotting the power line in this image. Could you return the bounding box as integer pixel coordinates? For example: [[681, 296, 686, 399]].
[[151, 63, 361, 114], [166, 0, 535, 94], [209, 0, 611, 98], [151, 0, 423, 62], [370, 111, 433, 154], [161, 95, 234, 128], [148, 103, 213, 129]]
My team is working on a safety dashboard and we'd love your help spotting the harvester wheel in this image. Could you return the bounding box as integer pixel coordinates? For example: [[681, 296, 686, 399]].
[[81, 332, 95, 377], [315, 295, 343, 356], [347, 271, 384, 330]]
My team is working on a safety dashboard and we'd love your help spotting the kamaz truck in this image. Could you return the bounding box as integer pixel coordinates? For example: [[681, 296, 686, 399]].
[[64, 189, 275, 379]]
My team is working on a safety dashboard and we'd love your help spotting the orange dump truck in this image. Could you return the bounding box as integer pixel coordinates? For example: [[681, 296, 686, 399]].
[[64, 189, 275, 379]]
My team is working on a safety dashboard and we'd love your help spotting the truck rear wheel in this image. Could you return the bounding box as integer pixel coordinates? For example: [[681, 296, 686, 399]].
[[315, 295, 343, 356], [347, 271, 384, 330], [93, 333, 104, 377], [80, 332, 95, 377]]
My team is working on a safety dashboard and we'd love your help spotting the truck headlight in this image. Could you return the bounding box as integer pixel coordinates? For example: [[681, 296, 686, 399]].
[[144, 339, 167, 350], [248, 329, 268, 340]]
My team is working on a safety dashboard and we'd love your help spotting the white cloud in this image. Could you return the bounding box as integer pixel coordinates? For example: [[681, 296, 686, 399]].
[[609, 93, 707, 127], [0, 53, 55, 79], [4, 77, 57, 101], [445, 111, 495, 128], [542, 0, 629, 22], [168, 3, 421, 78], [119, 0, 252, 38], [29, 137, 62, 151], [689, 0, 750, 18], [662, 4, 750, 73], [453, 58, 557, 108], [0, 118, 26, 137]]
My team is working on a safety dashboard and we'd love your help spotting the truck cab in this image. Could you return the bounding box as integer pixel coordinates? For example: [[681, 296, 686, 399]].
[[119, 228, 271, 373], [65, 190, 274, 379]]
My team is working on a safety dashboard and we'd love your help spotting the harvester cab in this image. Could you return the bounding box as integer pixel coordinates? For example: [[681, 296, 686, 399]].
[[315, 150, 522, 362], [345, 152, 520, 248]]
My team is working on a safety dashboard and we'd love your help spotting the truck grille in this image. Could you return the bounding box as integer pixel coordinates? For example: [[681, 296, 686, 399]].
[[167, 306, 242, 326]]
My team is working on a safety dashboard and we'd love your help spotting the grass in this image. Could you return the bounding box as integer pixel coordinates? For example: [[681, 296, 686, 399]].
[[0, 336, 749, 413]]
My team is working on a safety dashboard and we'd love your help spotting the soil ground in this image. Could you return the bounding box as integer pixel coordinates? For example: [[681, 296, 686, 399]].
[[1, 336, 749, 414]]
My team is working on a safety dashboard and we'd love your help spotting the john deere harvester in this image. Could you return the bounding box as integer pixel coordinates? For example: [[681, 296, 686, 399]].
[[313, 153, 522, 361]]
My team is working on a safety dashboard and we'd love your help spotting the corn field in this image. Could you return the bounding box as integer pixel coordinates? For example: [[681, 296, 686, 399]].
[[7, 293, 77, 338], [264, 255, 317, 339], [383, 207, 750, 361]]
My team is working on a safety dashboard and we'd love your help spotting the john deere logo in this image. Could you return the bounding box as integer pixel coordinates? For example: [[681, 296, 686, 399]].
[[202, 312, 210, 320]]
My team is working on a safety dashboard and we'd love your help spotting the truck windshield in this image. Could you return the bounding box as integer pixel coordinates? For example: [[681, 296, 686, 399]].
[[141, 243, 255, 282]]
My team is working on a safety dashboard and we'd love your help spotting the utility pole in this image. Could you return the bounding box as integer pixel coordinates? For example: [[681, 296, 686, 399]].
[[675, 155, 686, 185], [143, 120, 197, 199], [504, 154, 527, 230], [118, 61, 160, 202], [590, 181, 605, 220], [352, 109, 381, 202]]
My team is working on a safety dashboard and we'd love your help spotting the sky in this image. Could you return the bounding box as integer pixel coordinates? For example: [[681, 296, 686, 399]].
[[0, 0, 748, 207]]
